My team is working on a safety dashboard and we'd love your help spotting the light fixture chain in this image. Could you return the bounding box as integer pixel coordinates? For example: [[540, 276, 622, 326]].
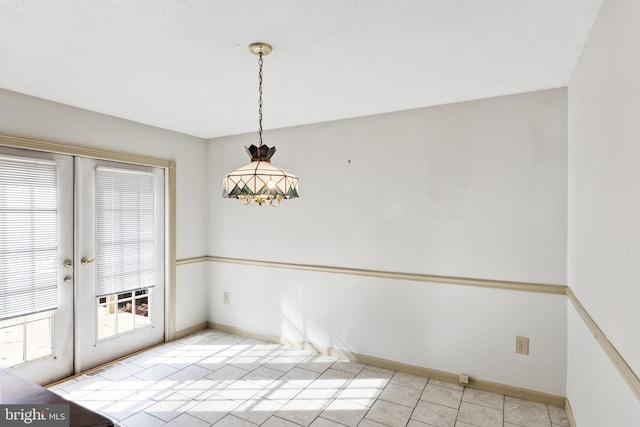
[[258, 52, 263, 147], [222, 42, 299, 205]]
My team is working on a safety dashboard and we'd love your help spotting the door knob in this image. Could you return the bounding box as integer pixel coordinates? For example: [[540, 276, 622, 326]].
[[63, 259, 72, 268], [63, 275, 72, 283], [81, 256, 95, 264]]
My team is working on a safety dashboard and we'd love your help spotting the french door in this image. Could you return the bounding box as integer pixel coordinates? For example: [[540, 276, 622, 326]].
[[0, 147, 74, 384], [74, 158, 165, 372], [0, 147, 165, 383]]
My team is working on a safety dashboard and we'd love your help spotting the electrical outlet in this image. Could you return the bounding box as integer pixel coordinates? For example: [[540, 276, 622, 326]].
[[223, 292, 230, 304], [516, 336, 529, 355], [459, 374, 469, 384]]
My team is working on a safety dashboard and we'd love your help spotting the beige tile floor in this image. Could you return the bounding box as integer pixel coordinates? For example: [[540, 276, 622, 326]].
[[48, 329, 570, 427]]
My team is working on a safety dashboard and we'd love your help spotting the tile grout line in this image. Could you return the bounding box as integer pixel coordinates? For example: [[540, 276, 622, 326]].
[[48, 329, 569, 427], [406, 377, 428, 426]]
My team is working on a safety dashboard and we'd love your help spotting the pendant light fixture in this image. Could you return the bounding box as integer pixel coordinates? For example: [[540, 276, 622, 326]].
[[222, 42, 299, 207]]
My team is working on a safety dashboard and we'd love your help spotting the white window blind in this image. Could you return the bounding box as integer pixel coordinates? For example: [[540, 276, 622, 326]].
[[96, 167, 156, 297], [0, 156, 59, 320]]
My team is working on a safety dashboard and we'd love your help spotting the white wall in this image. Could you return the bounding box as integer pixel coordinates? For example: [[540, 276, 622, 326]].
[[567, 0, 640, 424], [208, 89, 569, 395], [209, 89, 567, 284], [0, 88, 209, 332], [567, 305, 640, 426]]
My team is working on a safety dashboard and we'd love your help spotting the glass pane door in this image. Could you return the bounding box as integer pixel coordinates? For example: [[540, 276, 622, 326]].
[[0, 147, 74, 384], [74, 158, 165, 372]]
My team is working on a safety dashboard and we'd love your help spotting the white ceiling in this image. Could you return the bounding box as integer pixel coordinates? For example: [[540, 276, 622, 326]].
[[0, 0, 604, 139]]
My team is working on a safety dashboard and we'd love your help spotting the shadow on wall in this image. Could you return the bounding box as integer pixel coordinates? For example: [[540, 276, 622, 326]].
[[281, 299, 355, 356]]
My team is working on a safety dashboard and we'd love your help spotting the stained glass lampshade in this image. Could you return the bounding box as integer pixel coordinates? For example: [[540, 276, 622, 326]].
[[222, 144, 299, 206]]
